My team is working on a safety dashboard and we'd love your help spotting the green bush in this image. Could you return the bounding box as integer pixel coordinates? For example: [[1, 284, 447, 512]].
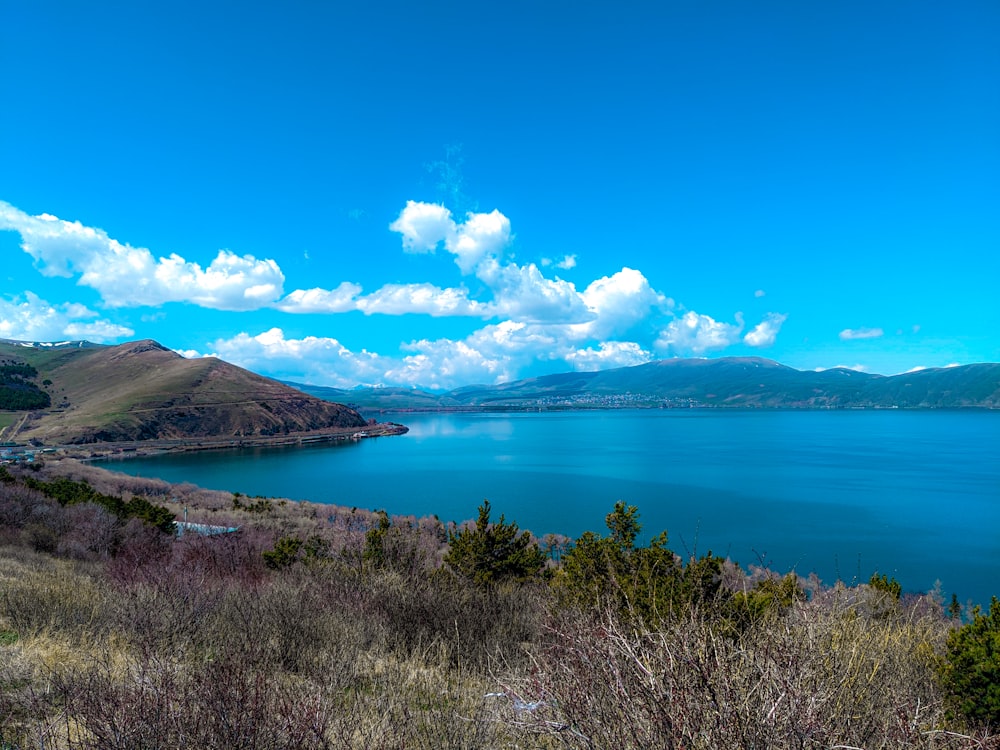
[[262, 535, 303, 570], [729, 573, 805, 628], [940, 595, 1000, 728], [23, 475, 175, 534], [444, 500, 544, 586], [870, 571, 902, 600], [559, 501, 724, 624]]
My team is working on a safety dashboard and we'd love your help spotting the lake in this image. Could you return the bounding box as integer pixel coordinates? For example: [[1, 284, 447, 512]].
[[106, 409, 1000, 606]]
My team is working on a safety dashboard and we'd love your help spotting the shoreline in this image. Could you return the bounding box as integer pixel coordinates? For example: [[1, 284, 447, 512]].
[[13, 421, 409, 463]]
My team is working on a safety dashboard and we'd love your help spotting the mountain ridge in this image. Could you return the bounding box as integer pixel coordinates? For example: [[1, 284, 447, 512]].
[[2, 338, 996, 448], [291, 356, 1000, 411]]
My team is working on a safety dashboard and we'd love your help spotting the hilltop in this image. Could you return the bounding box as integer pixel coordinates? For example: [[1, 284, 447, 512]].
[[0, 338, 375, 445], [294, 356, 1000, 411]]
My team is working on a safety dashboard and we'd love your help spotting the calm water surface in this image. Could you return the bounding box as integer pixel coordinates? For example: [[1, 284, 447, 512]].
[[108, 410, 1000, 605]]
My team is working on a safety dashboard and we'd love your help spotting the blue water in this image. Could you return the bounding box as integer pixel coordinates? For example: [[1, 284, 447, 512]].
[[107, 410, 1000, 605]]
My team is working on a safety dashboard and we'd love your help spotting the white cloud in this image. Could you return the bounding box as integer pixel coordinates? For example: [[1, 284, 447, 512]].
[[388, 200, 454, 253], [0, 291, 133, 343], [141, 250, 284, 311], [394, 337, 512, 387], [389, 201, 512, 274], [0, 200, 285, 311], [744, 312, 787, 348], [451, 209, 512, 274], [839, 327, 884, 341], [566, 341, 652, 371], [208, 325, 528, 390], [574, 267, 670, 340], [357, 283, 489, 317], [487, 262, 592, 324], [542, 254, 577, 270], [208, 328, 389, 388], [655, 311, 744, 355], [274, 283, 362, 313], [754, 289, 766, 298], [276, 281, 492, 317], [208, 320, 580, 390]]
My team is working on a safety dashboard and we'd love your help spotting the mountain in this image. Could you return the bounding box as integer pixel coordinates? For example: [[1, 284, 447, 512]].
[[294, 357, 1000, 411], [286, 383, 462, 411], [0, 339, 368, 444]]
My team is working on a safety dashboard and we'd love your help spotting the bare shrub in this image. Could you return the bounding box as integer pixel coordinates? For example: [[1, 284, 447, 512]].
[[202, 575, 339, 676], [512, 589, 991, 750], [57, 503, 120, 561], [367, 569, 549, 672], [55, 648, 333, 749], [176, 528, 269, 583]]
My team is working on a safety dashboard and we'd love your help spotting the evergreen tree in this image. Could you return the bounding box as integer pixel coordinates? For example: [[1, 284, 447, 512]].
[[560, 502, 724, 624], [940, 596, 1000, 727], [444, 500, 544, 586]]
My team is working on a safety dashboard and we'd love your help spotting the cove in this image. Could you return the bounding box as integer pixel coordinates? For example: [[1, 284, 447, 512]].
[[105, 409, 1000, 606]]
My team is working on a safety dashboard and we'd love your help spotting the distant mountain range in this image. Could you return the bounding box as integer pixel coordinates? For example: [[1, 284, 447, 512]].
[[1, 338, 996, 447], [0, 339, 367, 445], [292, 357, 1000, 411]]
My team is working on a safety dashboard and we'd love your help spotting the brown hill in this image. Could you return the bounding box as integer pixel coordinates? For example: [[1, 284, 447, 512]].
[[0, 339, 368, 444]]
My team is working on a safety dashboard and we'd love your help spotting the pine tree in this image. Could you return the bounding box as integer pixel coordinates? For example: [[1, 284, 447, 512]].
[[444, 500, 545, 586]]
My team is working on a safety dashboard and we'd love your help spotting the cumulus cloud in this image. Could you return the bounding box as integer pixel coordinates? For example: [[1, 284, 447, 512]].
[[388, 201, 454, 253], [839, 327, 884, 341], [356, 283, 489, 317], [208, 328, 389, 388], [0, 200, 285, 311], [388, 201, 511, 274], [207, 326, 519, 390], [209, 321, 579, 390], [574, 267, 670, 341], [274, 283, 362, 313], [655, 311, 744, 355], [451, 210, 512, 274], [0, 292, 133, 343], [395, 337, 513, 387], [744, 312, 787, 348], [566, 341, 652, 371], [487, 262, 592, 324], [390, 202, 612, 327]]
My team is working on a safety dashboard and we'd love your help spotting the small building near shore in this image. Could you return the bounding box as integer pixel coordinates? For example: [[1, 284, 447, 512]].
[[175, 521, 240, 538]]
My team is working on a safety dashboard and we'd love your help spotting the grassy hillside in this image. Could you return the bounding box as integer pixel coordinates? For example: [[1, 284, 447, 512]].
[[0, 339, 368, 444]]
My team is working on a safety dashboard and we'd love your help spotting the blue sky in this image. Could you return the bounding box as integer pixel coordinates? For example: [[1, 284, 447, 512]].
[[2, 0, 997, 389]]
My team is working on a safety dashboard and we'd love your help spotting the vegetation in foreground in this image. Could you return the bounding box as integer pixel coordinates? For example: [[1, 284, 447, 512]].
[[0, 459, 997, 749]]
